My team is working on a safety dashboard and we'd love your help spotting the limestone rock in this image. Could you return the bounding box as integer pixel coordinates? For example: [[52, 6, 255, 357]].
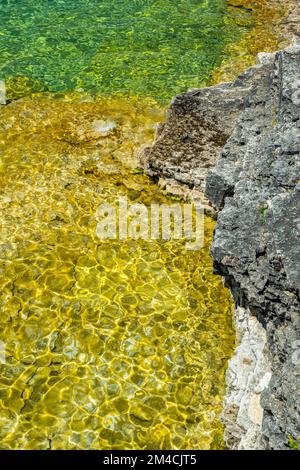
[[143, 43, 300, 449], [140, 57, 275, 195], [206, 45, 300, 449], [222, 307, 272, 450]]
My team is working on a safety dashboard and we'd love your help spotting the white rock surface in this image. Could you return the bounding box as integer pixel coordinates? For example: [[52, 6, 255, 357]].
[[0, 80, 6, 105], [221, 307, 272, 450]]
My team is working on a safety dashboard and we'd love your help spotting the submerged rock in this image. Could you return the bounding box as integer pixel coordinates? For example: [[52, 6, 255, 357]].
[[92, 119, 116, 136], [0, 92, 234, 450], [59, 115, 117, 145]]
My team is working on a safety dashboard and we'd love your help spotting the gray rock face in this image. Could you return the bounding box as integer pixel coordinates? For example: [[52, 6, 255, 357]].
[[140, 61, 272, 193], [206, 45, 300, 449], [141, 43, 300, 449]]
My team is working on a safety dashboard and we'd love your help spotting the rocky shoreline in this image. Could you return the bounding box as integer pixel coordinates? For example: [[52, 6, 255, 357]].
[[140, 4, 300, 448]]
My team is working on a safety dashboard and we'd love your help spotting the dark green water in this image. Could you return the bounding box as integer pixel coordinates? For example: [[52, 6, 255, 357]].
[[0, 0, 249, 101]]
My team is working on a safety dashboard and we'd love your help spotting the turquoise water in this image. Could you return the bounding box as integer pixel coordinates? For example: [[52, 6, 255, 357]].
[[0, 0, 249, 100]]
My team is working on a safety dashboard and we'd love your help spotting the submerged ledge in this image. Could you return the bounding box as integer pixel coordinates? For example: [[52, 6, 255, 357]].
[[0, 92, 235, 450]]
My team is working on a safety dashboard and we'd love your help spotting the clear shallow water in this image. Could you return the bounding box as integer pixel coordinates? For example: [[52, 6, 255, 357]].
[[0, 0, 248, 450], [0, 93, 234, 450], [0, 0, 249, 100]]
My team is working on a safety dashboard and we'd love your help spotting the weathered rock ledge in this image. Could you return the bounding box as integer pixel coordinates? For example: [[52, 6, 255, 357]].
[[140, 45, 300, 449], [208, 45, 300, 450]]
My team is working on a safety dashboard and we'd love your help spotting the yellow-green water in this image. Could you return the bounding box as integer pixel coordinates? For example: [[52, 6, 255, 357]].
[[0, 0, 250, 101], [2, 0, 287, 451], [0, 93, 234, 449]]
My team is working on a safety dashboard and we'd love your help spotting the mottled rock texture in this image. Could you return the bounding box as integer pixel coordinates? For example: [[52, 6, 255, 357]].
[[141, 44, 300, 449], [276, 0, 300, 43], [139, 52, 288, 217], [207, 45, 300, 450], [140, 63, 267, 193], [222, 307, 272, 449]]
